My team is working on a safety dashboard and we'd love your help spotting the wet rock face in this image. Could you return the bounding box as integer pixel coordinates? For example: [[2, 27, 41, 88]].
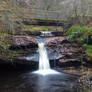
[[46, 37, 85, 66], [23, 31, 41, 36], [46, 37, 68, 46], [10, 36, 38, 50], [8, 36, 85, 68], [22, 31, 63, 37]]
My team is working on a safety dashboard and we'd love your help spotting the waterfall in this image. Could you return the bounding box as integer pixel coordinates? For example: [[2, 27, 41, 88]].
[[33, 42, 59, 75], [39, 43, 50, 70]]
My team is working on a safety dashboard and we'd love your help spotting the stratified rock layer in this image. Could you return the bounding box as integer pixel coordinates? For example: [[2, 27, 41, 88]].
[[46, 37, 85, 64], [6, 36, 86, 68], [10, 36, 38, 50]]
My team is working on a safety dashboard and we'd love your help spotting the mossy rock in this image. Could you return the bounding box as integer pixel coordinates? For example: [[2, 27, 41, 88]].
[[83, 45, 92, 61]]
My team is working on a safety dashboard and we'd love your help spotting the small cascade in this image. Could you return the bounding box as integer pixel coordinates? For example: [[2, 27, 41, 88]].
[[41, 31, 52, 36], [33, 42, 59, 75]]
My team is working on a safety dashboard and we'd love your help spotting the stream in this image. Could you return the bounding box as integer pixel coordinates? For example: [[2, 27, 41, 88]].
[[0, 34, 91, 92]]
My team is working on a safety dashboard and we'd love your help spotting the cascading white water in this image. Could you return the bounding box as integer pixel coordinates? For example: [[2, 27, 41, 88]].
[[39, 43, 50, 70], [34, 42, 59, 75]]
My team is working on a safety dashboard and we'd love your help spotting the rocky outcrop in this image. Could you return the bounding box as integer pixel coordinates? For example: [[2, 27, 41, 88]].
[[46, 36, 68, 45], [22, 31, 63, 36], [10, 36, 38, 50], [7, 36, 86, 68], [46, 36, 86, 66], [22, 31, 41, 36]]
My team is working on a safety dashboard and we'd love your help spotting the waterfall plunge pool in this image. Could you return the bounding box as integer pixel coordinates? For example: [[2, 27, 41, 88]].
[[0, 34, 83, 92], [0, 70, 80, 92]]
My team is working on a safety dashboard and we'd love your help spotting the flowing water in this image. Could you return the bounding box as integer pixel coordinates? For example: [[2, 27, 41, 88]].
[[0, 39, 83, 92], [33, 42, 60, 75]]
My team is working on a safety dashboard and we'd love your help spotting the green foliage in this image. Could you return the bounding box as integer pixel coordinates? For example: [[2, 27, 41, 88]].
[[22, 25, 53, 31], [65, 26, 92, 42], [83, 45, 92, 60], [66, 26, 92, 35], [65, 26, 92, 61], [0, 28, 11, 50], [0, 32, 11, 49], [68, 34, 75, 39], [83, 44, 87, 47], [90, 36, 92, 39]]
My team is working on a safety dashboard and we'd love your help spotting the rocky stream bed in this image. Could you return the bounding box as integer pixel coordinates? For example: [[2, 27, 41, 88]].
[[0, 32, 86, 69]]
